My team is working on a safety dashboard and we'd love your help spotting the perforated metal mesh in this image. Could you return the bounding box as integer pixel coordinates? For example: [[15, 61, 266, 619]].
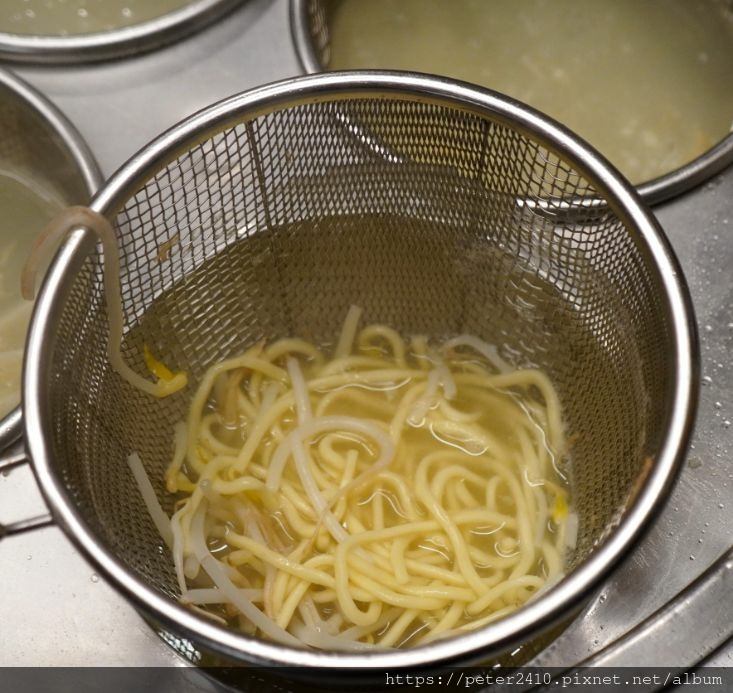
[[43, 87, 671, 653]]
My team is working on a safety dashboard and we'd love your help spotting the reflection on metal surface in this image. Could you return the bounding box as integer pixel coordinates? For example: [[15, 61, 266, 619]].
[[0, 447, 53, 539], [582, 547, 733, 669], [536, 548, 733, 693]]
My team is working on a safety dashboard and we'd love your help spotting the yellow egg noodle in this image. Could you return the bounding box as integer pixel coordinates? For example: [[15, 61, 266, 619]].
[[21, 210, 575, 649], [128, 305, 577, 650]]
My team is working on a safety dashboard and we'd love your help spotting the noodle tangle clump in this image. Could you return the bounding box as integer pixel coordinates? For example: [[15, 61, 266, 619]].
[[134, 306, 576, 650]]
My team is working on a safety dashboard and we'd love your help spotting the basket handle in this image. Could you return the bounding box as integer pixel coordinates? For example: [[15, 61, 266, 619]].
[[0, 449, 54, 539]]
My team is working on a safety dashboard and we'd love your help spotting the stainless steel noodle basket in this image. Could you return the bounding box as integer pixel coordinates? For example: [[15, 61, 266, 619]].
[[23, 72, 698, 668]]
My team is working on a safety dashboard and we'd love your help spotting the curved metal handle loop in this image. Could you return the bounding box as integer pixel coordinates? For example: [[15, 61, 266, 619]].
[[0, 449, 54, 539]]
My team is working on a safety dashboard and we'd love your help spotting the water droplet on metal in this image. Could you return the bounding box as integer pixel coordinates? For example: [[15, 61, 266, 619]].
[[702, 376, 713, 386], [90, 573, 99, 583]]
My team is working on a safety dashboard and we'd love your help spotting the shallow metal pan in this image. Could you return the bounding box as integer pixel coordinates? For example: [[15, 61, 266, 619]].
[[0, 67, 102, 454], [289, 0, 733, 206], [0, 0, 245, 64]]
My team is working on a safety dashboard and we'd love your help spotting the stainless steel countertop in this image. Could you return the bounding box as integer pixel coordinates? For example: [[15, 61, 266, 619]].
[[0, 0, 731, 675]]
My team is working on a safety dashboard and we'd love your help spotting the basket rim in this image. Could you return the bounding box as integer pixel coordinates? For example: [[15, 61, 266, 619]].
[[288, 0, 733, 206], [24, 71, 700, 668], [0, 66, 101, 455], [0, 0, 245, 64]]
